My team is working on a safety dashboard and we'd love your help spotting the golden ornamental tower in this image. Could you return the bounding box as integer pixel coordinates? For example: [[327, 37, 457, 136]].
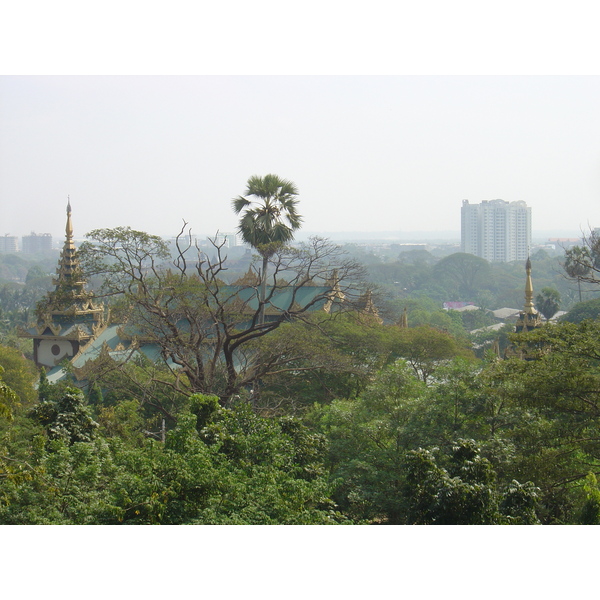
[[52, 200, 85, 299], [19, 200, 106, 369], [514, 257, 543, 333], [504, 256, 544, 360], [356, 289, 383, 324], [323, 269, 345, 313]]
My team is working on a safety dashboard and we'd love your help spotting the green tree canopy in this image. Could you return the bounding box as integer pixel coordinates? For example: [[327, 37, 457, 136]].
[[560, 297, 600, 323], [563, 229, 600, 287], [0, 365, 18, 420], [536, 287, 561, 320], [29, 388, 98, 444], [432, 253, 492, 299], [404, 440, 539, 525], [0, 397, 346, 525], [0, 345, 37, 406], [388, 325, 474, 383]]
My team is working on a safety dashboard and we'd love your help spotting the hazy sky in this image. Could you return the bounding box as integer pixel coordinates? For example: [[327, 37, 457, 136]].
[[3, 0, 600, 242], [1, 75, 600, 241]]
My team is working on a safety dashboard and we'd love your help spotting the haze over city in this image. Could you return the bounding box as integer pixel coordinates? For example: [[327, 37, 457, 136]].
[[2, 75, 599, 242]]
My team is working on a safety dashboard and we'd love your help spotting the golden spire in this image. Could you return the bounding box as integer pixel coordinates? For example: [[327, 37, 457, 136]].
[[357, 289, 383, 324], [65, 196, 74, 243], [524, 256, 536, 315], [40, 200, 103, 318], [324, 269, 345, 313], [514, 256, 542, 333], [504, 256, 545, 359], [54, 197, 80, 287]]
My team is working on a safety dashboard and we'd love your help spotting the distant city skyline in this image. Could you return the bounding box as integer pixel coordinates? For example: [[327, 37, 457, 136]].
[[2, 76, 600, 241]]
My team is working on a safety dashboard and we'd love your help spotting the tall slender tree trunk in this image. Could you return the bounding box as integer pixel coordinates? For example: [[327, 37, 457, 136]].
[[253, 253, 270, 407], [259, 254, 268, 325]]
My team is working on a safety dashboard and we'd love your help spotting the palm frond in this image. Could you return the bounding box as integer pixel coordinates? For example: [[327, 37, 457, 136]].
[[234, 174, 302, 249], [232, 196, 251, 214]]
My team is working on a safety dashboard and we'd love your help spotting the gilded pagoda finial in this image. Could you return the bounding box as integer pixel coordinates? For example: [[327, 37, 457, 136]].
[[513, 256, 542, 334], [47, 199, 102, 316], [324, 269, 345, 313], [357, 289, 383, 324], [524, 255, 536, 315], [66, 196, 74, 242]]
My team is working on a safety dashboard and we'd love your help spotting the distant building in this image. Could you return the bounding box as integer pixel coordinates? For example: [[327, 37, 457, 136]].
[[461, 199, 531, 262], [547, 238, 580, 249], [443, 301, 476, 311], [212, 232, 242, 248], [491, 307, 521, 321], [22, 232, 52, 254], [0, 234, 18, 253]]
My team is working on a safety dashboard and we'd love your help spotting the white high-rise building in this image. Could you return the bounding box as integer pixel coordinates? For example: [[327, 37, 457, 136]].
[[461, 199, 531, 262]]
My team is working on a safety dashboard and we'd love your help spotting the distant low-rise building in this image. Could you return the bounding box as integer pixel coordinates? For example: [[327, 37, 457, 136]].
[[213, 232, 242, 248], [491, 307, 521, 321], [547, 238, 580, 249], [443, 301, 476, 311], [22, 232, 52, 254]]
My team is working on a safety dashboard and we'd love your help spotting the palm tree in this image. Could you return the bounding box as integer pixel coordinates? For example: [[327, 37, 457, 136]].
[[232, 174, 302, 324], [535, 287, 561, 321]]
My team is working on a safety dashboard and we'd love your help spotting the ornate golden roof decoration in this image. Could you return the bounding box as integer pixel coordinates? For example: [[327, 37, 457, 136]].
[[46, 199, 104, 317], [357, 289, 383, 324], [514, 256, 543, 333], [233, 266, 261, 286], [324, 269, 345, 313]]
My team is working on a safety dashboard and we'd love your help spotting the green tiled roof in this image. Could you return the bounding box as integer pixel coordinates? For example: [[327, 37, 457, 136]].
[[48, 284, 335, 383], [221, 285, 331, 312]]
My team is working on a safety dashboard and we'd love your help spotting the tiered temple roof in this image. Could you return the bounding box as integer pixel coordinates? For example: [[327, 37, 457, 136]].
[[19, 201, 106, 369]]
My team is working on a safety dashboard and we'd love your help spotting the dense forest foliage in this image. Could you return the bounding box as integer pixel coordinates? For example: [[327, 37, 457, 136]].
[[1, 317, 600, 524], [1, 230, 600, 525]]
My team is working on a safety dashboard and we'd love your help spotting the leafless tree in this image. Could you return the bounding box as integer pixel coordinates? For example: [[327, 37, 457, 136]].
[[79, 224, 366, 405]]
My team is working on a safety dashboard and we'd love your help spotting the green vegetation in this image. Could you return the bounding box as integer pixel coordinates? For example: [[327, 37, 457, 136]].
[[367, 246, 597, 315], [1, 316, 599, 524], [560, 297, 600, 323], [536, 287, 561, 320], [2, 209, 600, 524]]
